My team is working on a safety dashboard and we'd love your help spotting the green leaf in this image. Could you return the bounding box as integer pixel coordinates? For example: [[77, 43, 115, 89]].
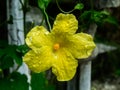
[[0, 55, 14, 69], [0, 72, 29, 90], [46, 85, 55, 90], [3, 45, 23, 65], [74, 3, 84, 10], [103, 16, 119, 26], [79, 10, 92, 27], [38, 0, 51, 10], [16, 45, 29, 55], [10, 72, 29, 90], [80, 10, 92, 21], [0, 44, 14, 69], [0, 45, 22, 65], [0, 78, 12, 90], [31, 72, 47, 90], [101, 10, 110, 16], [0, 44, 25, 67], [79, 10, 118, 26], [31, 72, 55, 90]]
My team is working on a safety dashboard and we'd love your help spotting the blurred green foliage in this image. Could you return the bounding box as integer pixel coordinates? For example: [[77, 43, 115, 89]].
[[0, 40, 56, 90], [0, 72, 29, 90], [38, 0, 51, 11], [31, 72, 55, 90], [0, 41, 28, 67], [0, 40, 29, 90], [79, 10, 119, 31]]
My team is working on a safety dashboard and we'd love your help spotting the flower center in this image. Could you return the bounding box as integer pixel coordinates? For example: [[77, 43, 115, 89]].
[[53, 43, 60, 50]]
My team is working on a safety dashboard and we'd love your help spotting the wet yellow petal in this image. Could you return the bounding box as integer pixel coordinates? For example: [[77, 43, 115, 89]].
[[23, 46, 53, 73], [52, 13, 78, 34], [23, 13, 96, 81], [66, 33, 96, 59], [52, 49, 78, 81], [26, 26, 51, 49]]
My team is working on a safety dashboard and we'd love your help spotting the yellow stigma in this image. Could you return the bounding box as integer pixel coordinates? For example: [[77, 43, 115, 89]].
[[53, 43, 60, 50]]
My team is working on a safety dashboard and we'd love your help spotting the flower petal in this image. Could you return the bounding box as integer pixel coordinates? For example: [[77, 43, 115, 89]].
[[23, 46, 53, 73], [26, 26, 51, 49], [66, 33, 96, 59], [52, 49, 78, 81], [52, 13, 78, 34]]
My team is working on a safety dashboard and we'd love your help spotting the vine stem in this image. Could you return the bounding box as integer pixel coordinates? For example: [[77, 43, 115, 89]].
[[43, 9, 51, 31], [56, 0, 74, 14]]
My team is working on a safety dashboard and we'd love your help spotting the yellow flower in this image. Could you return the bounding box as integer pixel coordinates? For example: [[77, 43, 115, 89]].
[[23, 13, 96, 81]]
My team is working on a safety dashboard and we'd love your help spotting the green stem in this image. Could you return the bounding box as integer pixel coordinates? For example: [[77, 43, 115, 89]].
[[43, 9, 51, 31], [56, 0, 75, 14]]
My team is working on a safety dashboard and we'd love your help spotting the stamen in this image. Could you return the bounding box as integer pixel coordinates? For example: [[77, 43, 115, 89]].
[[53, 43, 60, 50]]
